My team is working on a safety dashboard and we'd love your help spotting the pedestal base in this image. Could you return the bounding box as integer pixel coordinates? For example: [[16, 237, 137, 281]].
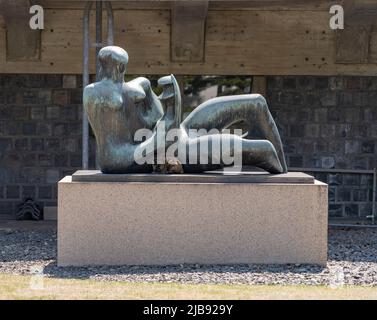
[[58, 171, 328, 266]]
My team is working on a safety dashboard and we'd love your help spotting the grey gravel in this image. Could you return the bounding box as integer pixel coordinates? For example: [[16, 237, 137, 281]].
[[1, 227, 377, 286]]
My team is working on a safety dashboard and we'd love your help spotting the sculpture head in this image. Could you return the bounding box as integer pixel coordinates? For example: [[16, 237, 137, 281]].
[[98, 46, 129, 82]]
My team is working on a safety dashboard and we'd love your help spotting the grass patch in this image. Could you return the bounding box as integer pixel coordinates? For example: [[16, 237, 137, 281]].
[[0, 274, 376, 300]]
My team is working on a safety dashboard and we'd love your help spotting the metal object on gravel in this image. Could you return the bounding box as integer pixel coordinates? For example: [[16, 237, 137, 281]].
[[16, 198, 42, 221]]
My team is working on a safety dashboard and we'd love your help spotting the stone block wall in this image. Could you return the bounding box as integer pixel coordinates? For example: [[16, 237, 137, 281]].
[[266, 76, 377, 220], [0, 75, 95, 217]]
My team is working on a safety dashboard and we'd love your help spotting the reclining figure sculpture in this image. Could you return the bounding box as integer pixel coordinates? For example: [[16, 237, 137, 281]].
[[83, 46, 287, 174]]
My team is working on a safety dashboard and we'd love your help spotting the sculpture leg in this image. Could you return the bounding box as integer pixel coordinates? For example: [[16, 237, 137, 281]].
[[244, 96, 287, 172], [181, 94, 287, 172], [182, 134, 283, 174]]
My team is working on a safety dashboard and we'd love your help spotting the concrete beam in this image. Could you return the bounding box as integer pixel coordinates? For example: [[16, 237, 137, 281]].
[[171, 0, 208, 62], [0, 0, 41, 61]]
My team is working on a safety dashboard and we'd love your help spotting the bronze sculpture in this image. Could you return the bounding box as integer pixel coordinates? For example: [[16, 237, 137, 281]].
[[83, 46, 287, 174]]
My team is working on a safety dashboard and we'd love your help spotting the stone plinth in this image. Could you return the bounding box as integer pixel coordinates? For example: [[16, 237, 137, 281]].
[[58, 171, 328, 266]]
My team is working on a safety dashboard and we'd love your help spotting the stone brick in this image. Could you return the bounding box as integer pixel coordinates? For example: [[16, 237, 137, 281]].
[[361, 174, 373, 186], [363, 77, 377, 91], [290, 125, 305, 138], [329, 77, 344, 91], [45, 138, 60, 151], [14, 138, 28, 151], [328, 174, 343, 185], [329, 186, 336, 202], [62, 138, 78, 152], [31, 138, 44, 151], [63, 75, 77, 89], [0, 202, 14, 215], [351, 125, 367, 138], [306, 124, 319, 138], [346, 77, 362, 90], [339, 92, 353, 106], [6, 186, 20, 199], [335, 124, 351, 138], [345, 108, 360, 123], [44, 75, 62, 88], [305, 93, 321, 106], [70, 154, 82, 167], [22, 91, 38, 104], [328, 108, 343, 122], [298, 108, 311, 122], [46, 106, 60, 119], [345, 140, 360, 154], [22, 153, 36, 167], [12, 107, 29, 120], [361, 141, 375, 154], [70, 90, 83, 104], [30, 107, 45, 120], [314, 108, 327, 122], [363, 108, 377, 122], [319, 92, 337, 107], [267, 77, 282, 89], [279, 92, 294, 105], [296, 140, 314, 154], [22, 122, 36, 135], [344, 204, 359, 217], [38, 154, 54, 167], [292, 93, 304, 106], [351, 157, 369, 170], [367, 92, 377, 107], [329, 204, 343, 217], [22, 186, 36, 199], [5, 91, 18, 104], [328, 141, 344, 154], [0, 106, 12, 119], [46, 169, 60, 184], [337, 188, 351, 202], [36, 123, 52, 136], [60, 106, 77, 121], [370, 188, 376, 202], [315, 77, 329, 90], [320, 124, 335, 138], [283, 77, 296, 90], [297, 77, 314, 90], [321, 156, 335, 169], [38, 90, 51, 104], [0, 138, 12, 153], [55, 154, 68, 167], [4, 122, 21, 135], [353, 189, 368, 202], [52, 122, 68, 137], [289, 155, 303, 167], [52, 90, 69, 106], [353, 92, 368, 107], [68, 123, 81, 136], [343, 174, 360, 186], [359, 203, 372, 217], [38, 186, 53, 199]]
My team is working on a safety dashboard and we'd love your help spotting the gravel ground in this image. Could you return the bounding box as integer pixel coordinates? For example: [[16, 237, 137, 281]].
[[1, 227, 377, 286]]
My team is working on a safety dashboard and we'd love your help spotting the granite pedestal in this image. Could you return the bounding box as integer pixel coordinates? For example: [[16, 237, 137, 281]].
[[58, 171, 328, 266]]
